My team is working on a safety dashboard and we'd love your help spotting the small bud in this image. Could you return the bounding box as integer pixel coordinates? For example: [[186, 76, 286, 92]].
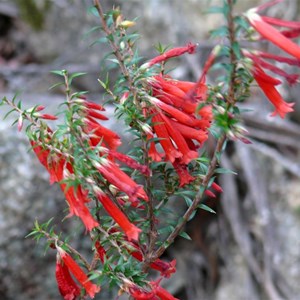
[[109, 184, 118, 195], [137, 120, 152, 135], [119, 20, 136, 28], [37, 113, 58, 120], [215, 105, 225, 114], [115, 15, 123, 27], [17, 115, 23, 132], [120, 92, 129, 104]]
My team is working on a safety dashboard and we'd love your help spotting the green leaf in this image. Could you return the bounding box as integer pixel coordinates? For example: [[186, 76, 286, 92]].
[[188, 210, 197, 221], [3, 109, 16, 120], [232, 41, 241, 59], [48, 82, 64, 91], [205, 6, 224, 14], [69, 72, 87, 85], [50, 70, 65, 76], [210, 26, 229, 38], [179, 231, 192, 240], [199, 204, 216, 214], [87, 6, 99, 17], [215, 167, 237, 175]]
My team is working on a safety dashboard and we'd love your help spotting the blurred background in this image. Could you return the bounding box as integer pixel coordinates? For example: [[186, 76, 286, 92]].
[[0, 0, 300, 299]]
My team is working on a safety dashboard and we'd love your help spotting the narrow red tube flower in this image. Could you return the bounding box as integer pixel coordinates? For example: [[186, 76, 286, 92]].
[[261, 16, 300, 29], [128, 285, 156, 300], [245, 11, 300, 59], [152, 113, 182, 163], [95, 159, 148, 203], [253, 66, 294, 118], [39, 113, 58, 120], [169, 120, 208, 144], [154, 285, 179, 300], [85, 109, 109, 121], [94, 241, 107, 264], [205, 190, 216, 198], [64, 186, 99, 231], [244, 50, 299, 85], [84, 118, 122, 150], [150, 75, 198, 114], [56, 258, 81, 300], [159, 113, 198, 164], [57, 247, 100, 299], [109, 150, 150, 176], [94, 188, 142, 241], [149, 97, 202, 127], [211, 182, 223, 193], [146, 42, 197, 67], [254, 50, 300, 67], [279, 28, 300, 39], [172, 160, 195, 187], [147, 133, 163, 162]]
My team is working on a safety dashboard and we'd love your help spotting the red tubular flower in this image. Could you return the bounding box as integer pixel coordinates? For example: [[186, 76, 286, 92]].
[[253, 65, 294, 118], [84, 118, 122, 150], [261, 16, 300, 29], [128, 285, 156, 300], [85, 109, 109, 121], [245, 10, 300, 59], [57, 247, 100, 299], [211, 182, 223, 193], [147, 133, 163, 162], [94, 241, 106, 264], [108, 150, 150, 176], [31, 143, 99, 231], [64, 185, 99, 231], [39, 113, 58, 120], [150, 75, 198, 114], [244, 50, 299, 85], [253, 50, 300, 67], [152, 113, 182, 163], [169, 120, 208, 144], [153, 285, 179, 300], [279, 28, 300, 39], [159, 113, 198, 164], [56, 258, 81, 300], [172, 160, 195, 187], [146, 42, 197, 67], [95, 189, 142, 241], [205, 190, 216, 198], [95, 159, 148, 203], [149, 96, 203, 128], [150, 259, 176, 278]]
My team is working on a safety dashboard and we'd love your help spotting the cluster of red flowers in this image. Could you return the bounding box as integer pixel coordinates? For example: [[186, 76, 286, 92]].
[[30, 100, 154, 298], [244, 0, 300, 118], [143, 43, 216, 187], [31, 99, 149, 241]]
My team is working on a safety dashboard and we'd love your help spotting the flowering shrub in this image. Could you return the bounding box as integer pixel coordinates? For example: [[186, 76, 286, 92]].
[[1, 0, 299, 299]]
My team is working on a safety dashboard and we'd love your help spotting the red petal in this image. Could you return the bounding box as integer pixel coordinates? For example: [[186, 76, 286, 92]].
[[159, 113, 198, 164], [96, 191, 142, 241], [261, 16, 300, 29], [254, 69, 294, 118], [56, 259, 81, 300], [247, 12, 300, 59], [148, 43, 197, 66], [57, 247, 100, 299]]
